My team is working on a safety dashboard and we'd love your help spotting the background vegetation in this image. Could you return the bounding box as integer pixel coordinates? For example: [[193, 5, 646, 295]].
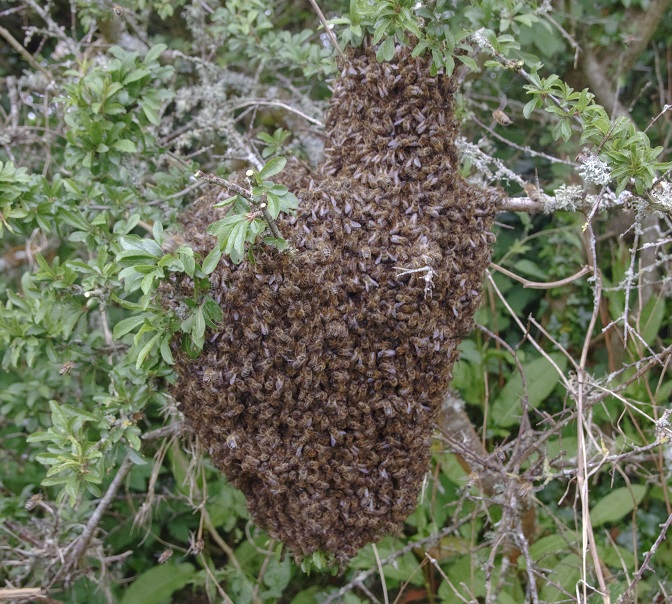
[[1, 0, 671, 602]]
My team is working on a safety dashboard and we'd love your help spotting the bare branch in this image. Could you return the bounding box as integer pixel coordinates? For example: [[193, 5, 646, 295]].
[[0, 25, 53, 81]]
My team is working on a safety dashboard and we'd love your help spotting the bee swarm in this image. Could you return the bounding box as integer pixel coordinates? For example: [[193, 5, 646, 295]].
[[169, 43, 500, 564]]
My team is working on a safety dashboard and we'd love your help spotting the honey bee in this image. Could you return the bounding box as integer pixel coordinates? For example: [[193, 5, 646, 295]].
[[157, 549, 173, 564], [492, 109, 513, 126], [518, 481, 533, 498], [202, 368, 220, 385], [59, 361, 75, 376], [188, 534, 204, 556], [523, 183, 542, 202], [25, 493, 43, 511]]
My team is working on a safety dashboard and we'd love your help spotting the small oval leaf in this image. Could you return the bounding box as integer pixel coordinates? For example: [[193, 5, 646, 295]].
[[257, 156, 287, 181]]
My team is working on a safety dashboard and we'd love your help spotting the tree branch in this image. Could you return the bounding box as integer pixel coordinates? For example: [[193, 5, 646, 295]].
[[55, 455, 134, 584], [619, 0, 671, 75], [565, 0, 671, 118], [0, 25, 53, 81]]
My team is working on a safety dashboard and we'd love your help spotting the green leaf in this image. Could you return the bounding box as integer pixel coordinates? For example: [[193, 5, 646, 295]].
[[266, 192, 280, 219], [49, 400, 68, 432], [27, 431, 54, 444], [120, 563, 195, 604], [136, 332, 161, 369], [118, 235, 163, 258], [262, 556, 291, 594], [178, 247, 195, 276], [193, 308, 205, 342], [411, 40, 429, 58], [202, 247, 222, 275], [60, 208, 90, 231], [639, 294, 665, 346], [377, 37, 396, 62], [142, 104, 160, 125], [208, 214, 246, 241], [128, 448, 148, 465], [372, 20, 390, 45], [256, 132, 276, 144], [213, 195, 238, 208], [160, 335, 174, 365], [457, 55, 479, 71], [34, 252, 56, 278], [523, 98, 538, 119], [257, 156, 287, 181], [123, 67, 151, 84], [233, 220, 249, 255], [224, 221, 247, 256], [263, 236, 289, 252], [350, 539, 424, 585], [143, 44, 167, 65], [140, 271, 158, 295], [526, 534, 575, 563], [590, 485, 647, 527], [113, 315, 148, 339], [202, 297, 223, 326], [152, 221, 163, 243], [538, 555, 581, 603], [279, 191, 299, 212], [113, 139, 137, 153], [490, 353, 568, 427], [270, 184, 288, 195]]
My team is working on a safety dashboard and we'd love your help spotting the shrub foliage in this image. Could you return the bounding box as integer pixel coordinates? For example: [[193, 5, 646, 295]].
[[1, 1, 671, 603]]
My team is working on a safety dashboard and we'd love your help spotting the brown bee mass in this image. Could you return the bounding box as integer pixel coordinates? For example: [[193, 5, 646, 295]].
[[168, 43, 500, 565]]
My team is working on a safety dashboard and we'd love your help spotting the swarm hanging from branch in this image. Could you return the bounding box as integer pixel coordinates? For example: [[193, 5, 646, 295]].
[[168, 42, 501, 564]]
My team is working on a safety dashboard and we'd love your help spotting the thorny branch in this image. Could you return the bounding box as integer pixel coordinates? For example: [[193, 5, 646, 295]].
[[616, 510, 672, 604]]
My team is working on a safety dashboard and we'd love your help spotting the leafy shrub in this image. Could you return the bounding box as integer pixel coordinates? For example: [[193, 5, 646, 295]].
[[1, 1, 671, 603]]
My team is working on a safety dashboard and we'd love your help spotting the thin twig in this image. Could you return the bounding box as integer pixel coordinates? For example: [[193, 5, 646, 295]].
[[307, 0, 345, 61], [425, 553, 474, 603], [470, 114, 578, 167], [231, 99, 324, 126], [22, 0, 77, 51], [0, 588, 44, 601], [0, 26, 53, 81], [194, 171, 251, 199], [199, 553, 235, 604], [141, 422, 182, 441], [322, 519, 473, 604], [54, 455, 134, 584], [574, 221, 610, 603], [490, 262, 593, 289], [485, 273, 572, 390], [251, 542, 276, 604], [543, 13, 581, 68], [203, 509, 244, 574], [372, 543, 389, 604], [616, 511, 672, 603]]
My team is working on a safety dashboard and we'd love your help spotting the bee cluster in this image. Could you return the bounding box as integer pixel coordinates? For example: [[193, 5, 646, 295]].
[[169, 43, 500, 564]]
